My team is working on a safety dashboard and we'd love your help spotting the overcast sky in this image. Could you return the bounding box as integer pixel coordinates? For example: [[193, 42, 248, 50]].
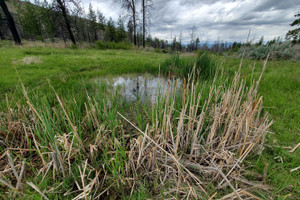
[[82, 0, 300, 44]]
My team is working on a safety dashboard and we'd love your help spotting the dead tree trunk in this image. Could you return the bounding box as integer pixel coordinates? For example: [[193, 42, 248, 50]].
[[0, 28, 4, 39], [56, 0, 76, 45], [0, 0, 21, 44], [142, 0, 145, 48], [0, 13, 5, 39], [132, 0, 136, 46]]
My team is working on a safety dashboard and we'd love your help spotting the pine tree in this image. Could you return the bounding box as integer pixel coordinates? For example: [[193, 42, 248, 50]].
[[127, 19, 133, 43], [16, 1, 43, 40], [116, 15, 126, 42], [286, 13, 300, 44], [116, 0, 137, 45], [88, 3, 97, 41], [105, 17, 115, 42]]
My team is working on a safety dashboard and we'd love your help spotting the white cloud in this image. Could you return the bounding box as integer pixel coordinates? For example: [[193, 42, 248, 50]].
[[83, 0, 300, 44], [83, 0, 122, 20]]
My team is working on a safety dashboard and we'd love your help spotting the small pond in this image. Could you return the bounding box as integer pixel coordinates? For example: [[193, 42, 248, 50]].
[[97, 74, 182, 103]]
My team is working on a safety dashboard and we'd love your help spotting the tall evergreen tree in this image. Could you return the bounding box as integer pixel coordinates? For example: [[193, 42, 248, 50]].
[[286, 13, 300, 43], [88, 3, 97, 41], [16, 1, 43, 40], [195, 37, 200, 50], [116, 0, 137, 45], [105, 17, 115, 42], [97, 10, 106, 31], [127, 19, 133, 43], [40, 1, 57, 40], [116, 15, 126, 42]]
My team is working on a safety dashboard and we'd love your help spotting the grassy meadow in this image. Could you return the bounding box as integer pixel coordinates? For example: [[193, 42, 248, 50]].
[[0, 43, 299, 199], [0, 45, 168, 94]]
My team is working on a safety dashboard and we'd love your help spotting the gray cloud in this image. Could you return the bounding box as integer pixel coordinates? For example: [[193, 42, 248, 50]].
[[254, 0, 299, 11], [85, 0, 300, 43]]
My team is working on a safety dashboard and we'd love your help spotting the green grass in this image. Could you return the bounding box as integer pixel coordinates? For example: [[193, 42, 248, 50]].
[[0, 45, 168, 96], [221, 56, 300, 198], [0, 44, 299, 199], [160, 51, 216, 79]]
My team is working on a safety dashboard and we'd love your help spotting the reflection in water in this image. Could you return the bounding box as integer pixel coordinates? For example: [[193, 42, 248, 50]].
[[102, 74, 182, 103]]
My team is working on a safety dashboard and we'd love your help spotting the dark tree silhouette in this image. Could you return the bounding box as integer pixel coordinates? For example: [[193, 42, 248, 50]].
[[141, 0, 152, 48], [0, 12, 4, 39], [0, 0, 21, 44], [56, 0, 76, 44]]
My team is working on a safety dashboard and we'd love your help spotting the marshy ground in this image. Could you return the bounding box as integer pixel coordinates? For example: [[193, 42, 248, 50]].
[[0, 43, 299, 199]]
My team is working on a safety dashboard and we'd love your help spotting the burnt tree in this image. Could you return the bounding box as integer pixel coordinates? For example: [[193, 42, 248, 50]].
[[56, 0, 76, 44], [141, 0, 152, 48], [0, 0, 21, 44]]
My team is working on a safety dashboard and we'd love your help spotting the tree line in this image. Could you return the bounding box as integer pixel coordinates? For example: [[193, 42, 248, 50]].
[[0, 0, 237, 52], [1, 0, 299, 50], [0, 0, 152, 46]]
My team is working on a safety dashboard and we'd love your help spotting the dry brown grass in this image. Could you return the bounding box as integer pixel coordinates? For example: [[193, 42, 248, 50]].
[[3, 40, 91, 48]]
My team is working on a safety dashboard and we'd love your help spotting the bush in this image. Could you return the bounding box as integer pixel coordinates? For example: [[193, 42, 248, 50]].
[[95, 40, 106, 49], [154, 48, 161, 53], [70, 44, 78, 49], [95, 41, 132, 50], [238, 41, 295, 60], [162, 49, 169, 54]]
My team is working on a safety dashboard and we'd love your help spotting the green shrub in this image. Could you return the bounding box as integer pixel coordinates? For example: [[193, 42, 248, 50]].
[[239, 41, 295, 60], [162, 49, 169, 53], [116, 42, 132, 50], [96, 40, 106, 49], [154, 48, 161, 53], [271, 42, 293, 60], [70, 44, 78, 49], [249, 45, 270, 60]]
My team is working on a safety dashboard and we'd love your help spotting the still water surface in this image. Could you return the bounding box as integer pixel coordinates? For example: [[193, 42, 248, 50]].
[[100, 74, 182, 103]]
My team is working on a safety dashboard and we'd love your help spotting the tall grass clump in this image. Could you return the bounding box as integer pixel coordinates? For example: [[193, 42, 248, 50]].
[[0, 56, 272, 199], [161, 51, 216, 79]]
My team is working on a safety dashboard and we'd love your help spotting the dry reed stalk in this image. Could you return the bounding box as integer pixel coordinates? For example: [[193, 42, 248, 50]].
[[289, 142, 300, 153], [27, 182, 49, 200], [119, 55, 272, 198], [290, 166, 300, 172], [118, 112, 207, 197]]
